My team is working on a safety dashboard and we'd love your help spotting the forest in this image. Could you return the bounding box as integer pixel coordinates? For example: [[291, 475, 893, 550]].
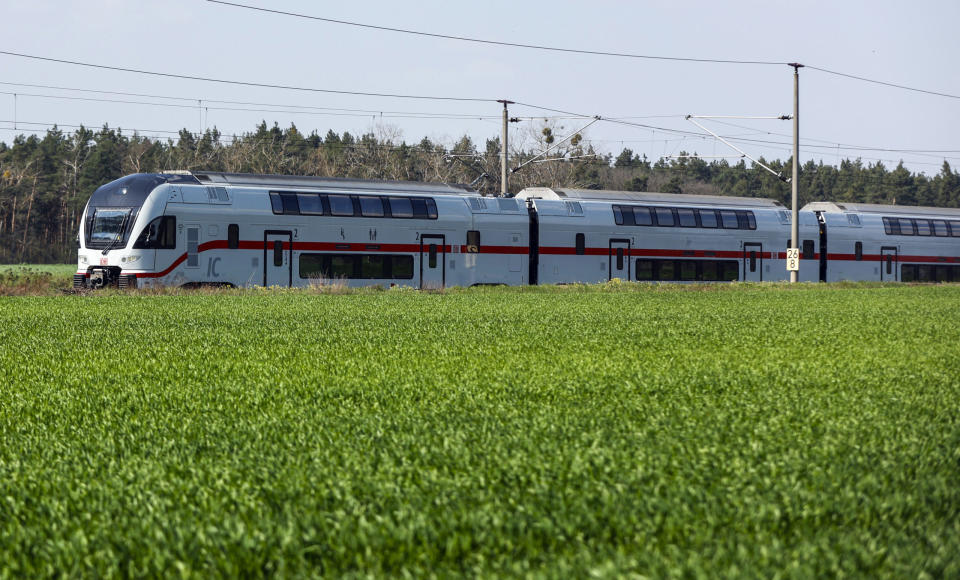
[[1, 121, 958, 263]]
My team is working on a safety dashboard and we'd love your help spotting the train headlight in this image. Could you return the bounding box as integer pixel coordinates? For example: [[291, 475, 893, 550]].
[[121, 255, 141, 264], [79, 255, 88, 265]]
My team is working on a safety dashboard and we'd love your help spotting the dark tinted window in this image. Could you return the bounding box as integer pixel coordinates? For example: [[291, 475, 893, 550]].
[[425, 199, 438, 219], [902, 264, 916, 282], [280, 193, 299, 215], [855, 241, 862, 261], [228, 223, 239, 249], [677, 208, 697, 227], [466, 230, 480, 253], [273, 240, 283, 267], [359, 196, 384, 217], [633, 207, 652, 226], [575, 233, 585, 255], [297, 194, 323, 215], [389, 197, 414, 218], [299, 254, 415, 280], [613, 206, 624, 225], [654, 207, 675, 227], [699, 210, 718, 228], [428, 243, 438, 268], [720, 210, 739, 229], [269, 193, 283, 214], [883, 217, 897, 235], [412, 198, 430, 219], [328, 194, 355, 216], [133, 216, 176, 250], [636, 259, 653, 280], [679, 260, 697, 281], [802, 239, 815, 260]]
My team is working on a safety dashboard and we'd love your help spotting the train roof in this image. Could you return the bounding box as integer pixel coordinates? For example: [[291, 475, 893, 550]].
[[803, 201, 960, 217], [174, 171, 478, 196], [515, 187, 784, 208]]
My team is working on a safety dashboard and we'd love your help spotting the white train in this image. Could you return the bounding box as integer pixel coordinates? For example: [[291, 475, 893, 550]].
[[74, 172, 960, 289]]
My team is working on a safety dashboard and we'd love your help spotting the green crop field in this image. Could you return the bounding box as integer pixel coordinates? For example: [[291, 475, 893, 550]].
[[1, 283, 958, 578]]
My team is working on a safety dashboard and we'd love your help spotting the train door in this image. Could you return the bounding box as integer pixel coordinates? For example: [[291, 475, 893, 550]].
[[264, 230, 292, 287], [881, 246, 898, 281], [609, 239, 631, 281], [743, 242, 763, 282], [420, 234, 445, 289]]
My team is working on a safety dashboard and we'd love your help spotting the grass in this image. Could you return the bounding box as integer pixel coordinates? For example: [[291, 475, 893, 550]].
[[0, 283, 958, 577]]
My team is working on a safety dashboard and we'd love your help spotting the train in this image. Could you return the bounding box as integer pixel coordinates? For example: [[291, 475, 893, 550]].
[[74, 171, 960, 289]]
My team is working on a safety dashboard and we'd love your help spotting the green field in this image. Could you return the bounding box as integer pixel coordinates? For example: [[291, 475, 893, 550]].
[[1, 284, 958, 577]]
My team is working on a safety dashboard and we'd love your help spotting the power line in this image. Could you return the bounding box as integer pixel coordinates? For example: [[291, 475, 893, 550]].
[[0, 50, 493, 103], [206, 0, 787, 66], [806, 65, 960, 101], [207, 1, 960, 101]]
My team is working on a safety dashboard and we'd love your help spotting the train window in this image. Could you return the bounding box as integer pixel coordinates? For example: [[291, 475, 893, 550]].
[[802, 240, 815, 260], [932, 220, 949, 236], [328, 194, 355, 216], [279, 193, 299, 215], [745, 212, 757, 230], [855, 241, 863, 261], [393, 256, 414, 278], [701, 261, 718, 281], [466, 230, 480, 253], [935, 266, 951, 282], [679, 261, 697, 281], [412, 198, 431, 219], [901, 264, 916, 282], [228, 224, 239, 249], [297, 194, 324, 215], [299, 254, 415, 280], [885, 255, 893, 275], [359, 255, 385, 278], [633, 207, 652, 226], [749, 251, 757, 272], [898, 218, 915, 235], [654, 207, 675, 227], [916, 219, 932, 236], [720, 210, 739, 229], [575, 233, 585, 255], [613, 206, 624, 225], [616, 247, 624, 270], [720, 261, 739, 281], [677, 208, 697, 227], [133, 216, 177, 250], [847, 214, 861, 226], [359, 196, 385, 217], [273, 240, 283, 267], [917, 265, 934, 282], [882, 217, 898, 235], [636, 259, 653, 281], [389, 197, 414, 218], [657, 260, 676, 281], [426, 199, 438, 219], [699, 210, 719, 228], [950, 221, 960, 237], [269, 193, 283, 214], [428, 244, 438, 268]]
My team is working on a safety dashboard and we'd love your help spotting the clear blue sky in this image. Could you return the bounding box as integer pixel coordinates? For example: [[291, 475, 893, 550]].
[[2, 0, 958, 175]]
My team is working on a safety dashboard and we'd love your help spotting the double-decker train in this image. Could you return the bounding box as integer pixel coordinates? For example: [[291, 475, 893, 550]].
[[74, 171, 960, 289]]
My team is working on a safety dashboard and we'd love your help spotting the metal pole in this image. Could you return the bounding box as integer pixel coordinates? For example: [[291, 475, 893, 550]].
[[789, 63, 803, 283], [497, 99, 513, 196]]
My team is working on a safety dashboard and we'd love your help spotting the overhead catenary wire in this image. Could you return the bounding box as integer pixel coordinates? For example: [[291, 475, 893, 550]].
[[0, 50, 493, 103], [207, 1, 960, 101], [206, 0, 787, 66]]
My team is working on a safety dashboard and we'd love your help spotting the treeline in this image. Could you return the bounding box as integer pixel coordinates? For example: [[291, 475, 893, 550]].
[[1, 121, 959, 263]]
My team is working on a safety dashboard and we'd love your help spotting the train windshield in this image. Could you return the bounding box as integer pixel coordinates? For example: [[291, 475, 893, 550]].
[[89, 208, 133, 244]]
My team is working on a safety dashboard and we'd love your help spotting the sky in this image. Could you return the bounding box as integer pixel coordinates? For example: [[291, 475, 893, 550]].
[[2, 0, 959, 176]]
